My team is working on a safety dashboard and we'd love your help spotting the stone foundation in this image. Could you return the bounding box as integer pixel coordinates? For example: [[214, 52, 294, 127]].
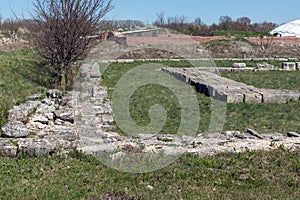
[[162, 67, 300, 104]]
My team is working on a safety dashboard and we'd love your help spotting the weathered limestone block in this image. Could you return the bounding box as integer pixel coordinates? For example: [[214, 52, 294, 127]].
[[54, 110, 74, 123], [26, 121, 48, 131], [47, 89, 62, 99], [46, 126, 77, 140], [101, 115, 114, 124], [261, 89, 300, 104], [296, 62, 300, 70], [0, 139, 18, 157], [27, 93, 42, 101], [163, 67, 300, 104], [157, 134, 174, 142], [282, 62, 296, 71], [36, 103, 56, 115], [41, 98, 54, 106], [244, 91, 263, 103], [32, 115, 49, 125], [232, 63, 246, 68], [91, 87, 108, 98], [256, 62, 274, 69], [1, 120, 29, 138], [8, 101, 41, 122], [16, 138, 74, 157], [225, 91, 244, 103]]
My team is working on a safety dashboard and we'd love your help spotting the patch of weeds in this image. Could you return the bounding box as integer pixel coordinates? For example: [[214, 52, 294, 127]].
[[279, 143, 285, 151], [10, 139, 19, 148], [269, 141, 276, 147]]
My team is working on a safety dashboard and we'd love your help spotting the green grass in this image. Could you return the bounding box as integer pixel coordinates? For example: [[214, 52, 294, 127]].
[[102, 61, 300, 134], [0, 149, 299, 199], [221, 70, 300, 90], [0, 49, 59, 127], [213, 30, 270, 37]]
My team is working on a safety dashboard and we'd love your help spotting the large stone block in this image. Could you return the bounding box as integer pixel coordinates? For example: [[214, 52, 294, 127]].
[[260, 89, 300, 104], [0, 139, 18, 157], [296, 62, 300, 70], [282, 62, 296, 71], [8, 101, 41, 122], [162, 67, 300, 105], [1, 120, 29, 138], [225, 92, 245, 103], [232, 63, 247, 68], [244, 91, 263, 103]]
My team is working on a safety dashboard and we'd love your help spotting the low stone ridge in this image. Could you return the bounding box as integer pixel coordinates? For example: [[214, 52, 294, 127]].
[[8, 101, 41, 122], [162, 67, 300, 104], [232, 63, 247, 68], [0, 90, 80, 157], [1, 120, 29, 138], [78, 129, 300, 159]]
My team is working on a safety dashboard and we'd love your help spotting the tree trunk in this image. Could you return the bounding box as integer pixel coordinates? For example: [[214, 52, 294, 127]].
[[60, 64, 67, 91]]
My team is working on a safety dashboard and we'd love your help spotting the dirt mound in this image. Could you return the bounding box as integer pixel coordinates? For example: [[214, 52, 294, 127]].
[[205, 39, 256, 58], [125, 34, 300, 58], [0, 35, 30, 51]]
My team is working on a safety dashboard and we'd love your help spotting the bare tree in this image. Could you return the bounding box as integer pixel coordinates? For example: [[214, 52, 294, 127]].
[[0, 14, 2, 29], [1, 18, 19, 39], [31, 0, 113, 90], [236, 17, 251, 26], [219, 15, 232, 30], [259, 35, 274, 53], [178, 15, 187, 24], [154, 11, 165, 26], [194, 17, 202, 26]]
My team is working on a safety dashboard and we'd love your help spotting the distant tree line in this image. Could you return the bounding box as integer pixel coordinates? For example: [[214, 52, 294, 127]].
[[153, 12, 276, 36], [100, 20, 145, 30]]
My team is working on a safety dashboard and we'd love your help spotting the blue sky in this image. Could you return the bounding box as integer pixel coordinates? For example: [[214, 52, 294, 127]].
[[1, 0, 299, 25]]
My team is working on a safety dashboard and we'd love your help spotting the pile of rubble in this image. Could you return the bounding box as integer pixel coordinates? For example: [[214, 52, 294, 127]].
[[0, 90, 79, 157]]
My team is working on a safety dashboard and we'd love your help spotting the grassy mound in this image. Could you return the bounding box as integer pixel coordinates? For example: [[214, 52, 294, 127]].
[[0, 49, 59, 127]]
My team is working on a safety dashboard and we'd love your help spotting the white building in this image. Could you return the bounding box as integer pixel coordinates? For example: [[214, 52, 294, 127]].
[[270, 19, 300, 37]]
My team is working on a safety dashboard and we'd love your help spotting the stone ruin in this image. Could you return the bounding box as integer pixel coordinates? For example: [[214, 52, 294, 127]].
[[0, 89, 78, 157], [162, 67, 300, 104], [1, 61, 300, 159], [229, 62, 300, 71], [282, 62, 300, 71]]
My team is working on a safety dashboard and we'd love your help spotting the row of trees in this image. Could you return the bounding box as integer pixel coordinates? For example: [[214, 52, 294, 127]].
[[154, 12, 276, 36], [100, 20, 145, 30]]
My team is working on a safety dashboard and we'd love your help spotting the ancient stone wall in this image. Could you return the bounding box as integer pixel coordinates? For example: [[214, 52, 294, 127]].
[[162, 67, 300, 104]]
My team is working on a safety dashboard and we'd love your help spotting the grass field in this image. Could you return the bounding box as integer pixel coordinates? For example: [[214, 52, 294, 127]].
[[0, 149, 299, 199], [1, 55, 300, 199], [101, 60, 300, 134], [0, 49, 59, 127], [222, 70, 300, 90]]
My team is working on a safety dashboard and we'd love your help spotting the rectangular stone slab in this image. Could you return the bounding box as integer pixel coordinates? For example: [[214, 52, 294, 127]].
[[162, 67, 300, 104]]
